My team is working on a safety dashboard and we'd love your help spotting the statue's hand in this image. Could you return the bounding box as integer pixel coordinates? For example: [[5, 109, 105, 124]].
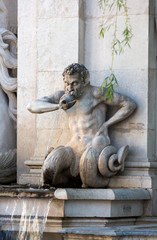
[[95, 123, 108, 137], [59, 94, 76, 110], [59, 99, 68, 110]]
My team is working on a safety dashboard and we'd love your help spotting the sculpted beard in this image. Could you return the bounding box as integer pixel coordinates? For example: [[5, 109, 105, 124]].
[[68, 88, 80, 99], [65, 82, 84, 99]]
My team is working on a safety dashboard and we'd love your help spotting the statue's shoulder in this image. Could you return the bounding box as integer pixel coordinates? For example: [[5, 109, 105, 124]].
[[90, 85, 102, 99]]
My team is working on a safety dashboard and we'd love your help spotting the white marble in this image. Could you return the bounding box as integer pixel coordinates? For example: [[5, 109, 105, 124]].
[[85, 15, 148, 71], [84, 0, 149, 18], [17, 0, 37, 180], [38, 0, 81, 19], [37, 18, 80, 71]]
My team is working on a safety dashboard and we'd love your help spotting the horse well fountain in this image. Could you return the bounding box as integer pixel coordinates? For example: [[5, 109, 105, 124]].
[[0, 0, 157, 239]]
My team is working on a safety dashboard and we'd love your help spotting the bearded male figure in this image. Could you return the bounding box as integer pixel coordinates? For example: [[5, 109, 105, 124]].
[[28, 63, 136, 188]]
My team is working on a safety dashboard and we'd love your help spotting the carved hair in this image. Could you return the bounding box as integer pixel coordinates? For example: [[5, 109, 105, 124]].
[[62, 63, 89, 86], [0, 1, 17, 123]]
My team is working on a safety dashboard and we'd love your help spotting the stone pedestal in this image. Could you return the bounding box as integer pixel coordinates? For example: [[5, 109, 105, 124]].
[[0, 187, 156, 240], [54, 188, 151, 219], [59, 226, 157, 240]]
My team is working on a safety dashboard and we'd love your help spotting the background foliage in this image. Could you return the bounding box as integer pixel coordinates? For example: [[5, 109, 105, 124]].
[[98, 0, 133, 100]]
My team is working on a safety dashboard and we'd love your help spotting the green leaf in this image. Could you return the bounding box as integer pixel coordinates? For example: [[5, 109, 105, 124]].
[[100, 28, 104, 38], [97, 0, 133, 101]]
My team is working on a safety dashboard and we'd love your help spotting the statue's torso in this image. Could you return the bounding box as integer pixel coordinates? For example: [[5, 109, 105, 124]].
[[66, 86, 107, 154]]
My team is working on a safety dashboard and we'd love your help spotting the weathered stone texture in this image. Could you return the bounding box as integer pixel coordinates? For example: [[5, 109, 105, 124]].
[[17, 0, 37, 179]]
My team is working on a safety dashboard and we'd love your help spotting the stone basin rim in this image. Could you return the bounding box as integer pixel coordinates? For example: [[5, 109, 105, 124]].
[[0, 186, 151, 200], [54, 188, 151, 200]]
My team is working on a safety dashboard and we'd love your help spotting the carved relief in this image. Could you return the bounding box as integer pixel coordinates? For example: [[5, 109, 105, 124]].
[[0, 0, 17, 183], [28, 63, 136, 188]]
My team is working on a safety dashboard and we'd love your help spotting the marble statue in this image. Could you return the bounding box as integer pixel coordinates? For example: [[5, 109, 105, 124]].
[[0, 0, 17, 183], [28, 63, 136, 188]]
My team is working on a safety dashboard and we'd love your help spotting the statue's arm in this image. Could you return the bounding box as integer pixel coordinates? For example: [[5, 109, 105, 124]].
[[27, 90, 65, 114], [104, 91, 136, 127], [93, 87, 136, 135]]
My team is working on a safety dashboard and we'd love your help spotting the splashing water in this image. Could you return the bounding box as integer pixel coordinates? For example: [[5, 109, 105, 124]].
[[46, 108, 62, 154], [39, 108, 62, 186], [0, 197, 52, 240]]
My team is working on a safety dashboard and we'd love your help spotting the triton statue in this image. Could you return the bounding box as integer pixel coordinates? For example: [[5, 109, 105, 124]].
[[28, 63, 136, 188]]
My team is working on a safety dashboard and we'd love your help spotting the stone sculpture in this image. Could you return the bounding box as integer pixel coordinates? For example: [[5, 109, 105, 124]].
[[0, 0, 17, 183], [28, 63, 136, 188]]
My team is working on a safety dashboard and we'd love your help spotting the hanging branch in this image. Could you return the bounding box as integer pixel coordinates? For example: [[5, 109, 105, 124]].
[[98, 0, 133, 100]]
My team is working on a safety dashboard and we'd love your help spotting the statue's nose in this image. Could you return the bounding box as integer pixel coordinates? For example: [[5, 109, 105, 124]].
[[69, 85, 73, 91]]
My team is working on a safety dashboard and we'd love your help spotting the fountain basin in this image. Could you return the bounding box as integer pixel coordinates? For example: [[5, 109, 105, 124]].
[[0, 186, 153, 240]]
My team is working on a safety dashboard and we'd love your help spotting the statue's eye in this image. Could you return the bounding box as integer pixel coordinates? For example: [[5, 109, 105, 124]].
[[73, 82, 78, 86]]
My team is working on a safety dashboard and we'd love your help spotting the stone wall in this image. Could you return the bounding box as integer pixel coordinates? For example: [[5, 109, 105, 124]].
[[18, 0, 83, 179], [18, 0, 157, 185], [17, 1, 37, 178], [84, 0, 151, 161]]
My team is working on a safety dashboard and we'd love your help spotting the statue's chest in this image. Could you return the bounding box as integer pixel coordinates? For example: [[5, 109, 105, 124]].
[[67, 95, 94, 116]]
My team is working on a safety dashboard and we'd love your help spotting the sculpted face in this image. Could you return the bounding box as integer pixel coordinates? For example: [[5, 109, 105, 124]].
[[64, 73, 84, 99]]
